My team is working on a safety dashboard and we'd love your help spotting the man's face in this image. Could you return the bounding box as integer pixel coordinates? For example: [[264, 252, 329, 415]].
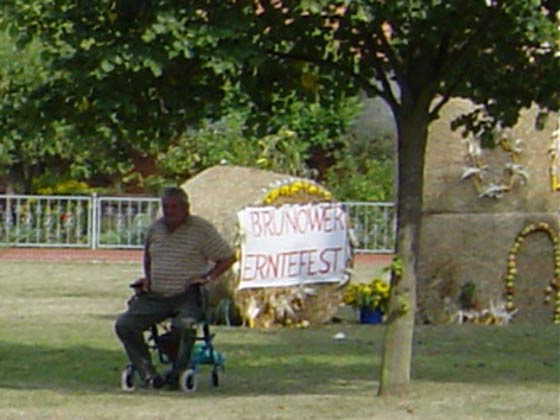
[[162, 195, 188, 230]]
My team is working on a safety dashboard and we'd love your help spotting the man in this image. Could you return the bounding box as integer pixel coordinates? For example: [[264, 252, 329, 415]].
[[115, 187, 235, 389]]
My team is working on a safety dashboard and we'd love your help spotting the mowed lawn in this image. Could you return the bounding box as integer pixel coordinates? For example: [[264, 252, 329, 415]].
[[0, 260, 558, 420]]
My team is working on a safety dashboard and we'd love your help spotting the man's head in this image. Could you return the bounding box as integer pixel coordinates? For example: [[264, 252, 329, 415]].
[[161, 187, 190, 230]]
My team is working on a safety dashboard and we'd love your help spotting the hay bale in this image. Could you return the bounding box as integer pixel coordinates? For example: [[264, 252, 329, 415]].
[[182, 165, 350, 327], [418, 100, 559, 324]]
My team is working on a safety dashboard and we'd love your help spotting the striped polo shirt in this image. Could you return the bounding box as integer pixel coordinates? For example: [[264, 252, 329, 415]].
[[146, 215, 233, 297]]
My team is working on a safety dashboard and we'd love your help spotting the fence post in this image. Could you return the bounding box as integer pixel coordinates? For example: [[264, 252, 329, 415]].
[[91, 192, 98, 250]]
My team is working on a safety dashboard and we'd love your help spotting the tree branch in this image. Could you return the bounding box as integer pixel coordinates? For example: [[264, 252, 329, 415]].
[[266, 49, 384, 98], [429, 12, 495, 120], [370, 22, 404, 113]]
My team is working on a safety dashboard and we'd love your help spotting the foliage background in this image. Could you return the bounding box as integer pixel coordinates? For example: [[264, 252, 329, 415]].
[[0, 12, 395, 200]]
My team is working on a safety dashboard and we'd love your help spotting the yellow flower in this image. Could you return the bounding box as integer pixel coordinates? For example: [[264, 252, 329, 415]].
[[343, 277, 391, 313], [256, 157, 269, 166], [263, 189, 280, 204], [375, 281, 390, 294]]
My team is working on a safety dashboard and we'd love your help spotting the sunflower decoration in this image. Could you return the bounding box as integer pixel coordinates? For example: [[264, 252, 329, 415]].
[[503, 221, 560, 324], [262, 178, 332, 206], [550, 117, 559, 191], [343, 278, 391, 314]]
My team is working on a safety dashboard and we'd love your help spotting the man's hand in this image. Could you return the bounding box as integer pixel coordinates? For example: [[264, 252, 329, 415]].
[[190, 255, 234, 287], [191, 272, 215, 286], [129, 277, 150, 294]]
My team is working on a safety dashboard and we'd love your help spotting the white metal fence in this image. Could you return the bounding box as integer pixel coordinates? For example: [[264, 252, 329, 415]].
[[342, 201, 396, 253], [0, 194, 395, 253], [0, 194, 160, 249]]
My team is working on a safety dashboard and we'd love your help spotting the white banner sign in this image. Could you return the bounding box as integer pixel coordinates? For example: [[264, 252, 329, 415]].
[[237, 202, 350, 290]]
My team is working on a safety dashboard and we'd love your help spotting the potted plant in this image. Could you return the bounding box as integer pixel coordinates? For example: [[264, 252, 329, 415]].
[[343, 278, 391, 324]]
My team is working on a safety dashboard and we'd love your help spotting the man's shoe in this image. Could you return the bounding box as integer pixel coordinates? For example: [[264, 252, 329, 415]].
[[164, 370, 179, 390], [145, 373, 165, 389]]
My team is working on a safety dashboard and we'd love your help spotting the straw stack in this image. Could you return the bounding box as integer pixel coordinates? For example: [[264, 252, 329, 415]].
[[182, 165, 352, 327]]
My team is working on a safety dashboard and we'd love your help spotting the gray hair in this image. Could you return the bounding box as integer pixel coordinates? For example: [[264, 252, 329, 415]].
[[161, 187, 189, 205]]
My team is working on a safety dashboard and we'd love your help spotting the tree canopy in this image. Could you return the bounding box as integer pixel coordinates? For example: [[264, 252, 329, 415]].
[[2, 1, 557, 157], [1, 1, 377, 193], [0, 1, 244, 190]]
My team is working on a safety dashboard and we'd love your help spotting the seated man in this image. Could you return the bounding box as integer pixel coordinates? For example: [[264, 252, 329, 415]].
[[115, 187, 235, 388]]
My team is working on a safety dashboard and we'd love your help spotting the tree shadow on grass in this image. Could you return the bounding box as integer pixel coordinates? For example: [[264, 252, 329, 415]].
[[1, 325, 556, 397], [241, 324, 560, 387], [0, 342, 128, 393], [0, 339, 382, 397]]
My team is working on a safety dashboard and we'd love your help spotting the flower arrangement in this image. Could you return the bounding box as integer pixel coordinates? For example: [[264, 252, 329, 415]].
[[504, 221, 560, 324], [343, 278, 391, 314], [262, 178, 332, 205], [550, 120, 559, 191], [461, 134, 529, 199]]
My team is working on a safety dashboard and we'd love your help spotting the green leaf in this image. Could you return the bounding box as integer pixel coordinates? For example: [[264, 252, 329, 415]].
[[80, 38, 95, 51], [143, 58, 162, 77], [100, 60, 114, 73]]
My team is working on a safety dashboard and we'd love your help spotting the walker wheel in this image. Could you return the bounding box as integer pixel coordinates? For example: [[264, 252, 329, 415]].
[[120, 365, 136, 392], [179, 369, 197, 392]]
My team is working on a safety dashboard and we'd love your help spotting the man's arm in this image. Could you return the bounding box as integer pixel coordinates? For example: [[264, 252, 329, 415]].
[[143, 243, 151, 281], [130, 242, 151, 293], [193, 254, 236, 285]]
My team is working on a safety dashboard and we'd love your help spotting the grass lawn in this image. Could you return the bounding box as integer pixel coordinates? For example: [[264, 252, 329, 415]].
[[0, 260, 558, 419]]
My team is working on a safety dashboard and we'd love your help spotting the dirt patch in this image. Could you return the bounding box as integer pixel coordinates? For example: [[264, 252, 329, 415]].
[[0, 247, 389, 273], [0, 248, 142, 263], [353, 253, 392, 266]]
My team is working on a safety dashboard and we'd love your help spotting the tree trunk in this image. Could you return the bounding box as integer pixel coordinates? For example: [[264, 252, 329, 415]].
[[378, 100, 429, 396]]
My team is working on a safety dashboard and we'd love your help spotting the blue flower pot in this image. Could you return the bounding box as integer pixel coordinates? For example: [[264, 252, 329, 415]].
[[359, 307, 383, 324]]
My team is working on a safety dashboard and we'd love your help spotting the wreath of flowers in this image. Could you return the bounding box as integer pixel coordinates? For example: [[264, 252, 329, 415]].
[[262, 178, 332, 205], [461, 134, 529, 199], [503, 222, 560, 324], [550, 119, 559, 191]]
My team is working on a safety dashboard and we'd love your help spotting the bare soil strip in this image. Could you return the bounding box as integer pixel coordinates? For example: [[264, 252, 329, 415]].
[[0, 248, 142, 262]]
